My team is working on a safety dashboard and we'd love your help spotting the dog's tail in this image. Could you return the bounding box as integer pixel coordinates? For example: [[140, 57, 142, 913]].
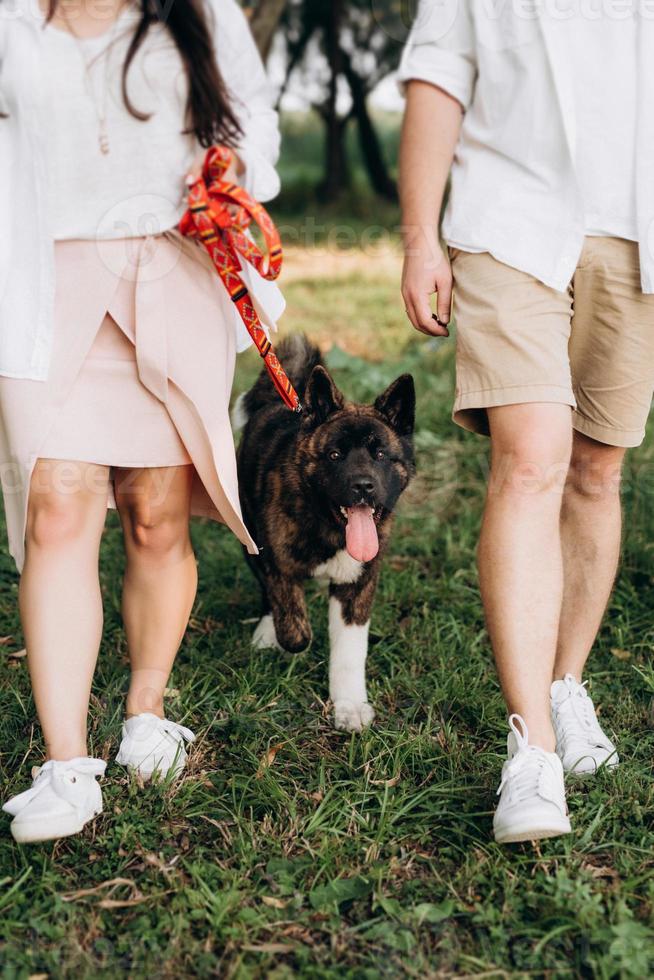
[[232, 333, 323, 429]]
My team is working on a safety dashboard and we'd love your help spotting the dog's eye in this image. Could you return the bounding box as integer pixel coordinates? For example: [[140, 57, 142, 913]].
[[375, 450, 386, 460], [329, 450, 342, 461]]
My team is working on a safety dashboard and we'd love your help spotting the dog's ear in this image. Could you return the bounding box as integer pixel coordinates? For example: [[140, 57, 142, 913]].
[[303, 366, 345, 426], [374, 374, 415, 436]]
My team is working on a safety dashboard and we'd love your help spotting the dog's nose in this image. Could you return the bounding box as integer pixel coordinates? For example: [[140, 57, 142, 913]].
[[351, 477, 375, 498]]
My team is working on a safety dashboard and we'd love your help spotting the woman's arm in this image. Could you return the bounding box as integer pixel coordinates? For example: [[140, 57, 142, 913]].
[[206, 0, 281, 202], [399, 81, 463, 336]]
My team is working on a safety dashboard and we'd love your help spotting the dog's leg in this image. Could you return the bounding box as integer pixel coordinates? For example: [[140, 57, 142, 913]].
[[268, 576, 312, 654], [328, 571, 379, 731], [245, 554, 283, 650], [328, 597, 374, 732]]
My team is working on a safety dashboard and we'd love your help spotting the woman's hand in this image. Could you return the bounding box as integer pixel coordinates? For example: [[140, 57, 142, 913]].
[[186, 149, 244, 186], [401, 228, 452, 337]]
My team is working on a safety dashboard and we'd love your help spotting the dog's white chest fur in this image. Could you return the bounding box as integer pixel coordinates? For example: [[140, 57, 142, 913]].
[[312, 549, 364, 584]]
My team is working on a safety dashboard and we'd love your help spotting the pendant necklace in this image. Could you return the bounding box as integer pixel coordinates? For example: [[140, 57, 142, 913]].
[[59, 2, 127, 156]]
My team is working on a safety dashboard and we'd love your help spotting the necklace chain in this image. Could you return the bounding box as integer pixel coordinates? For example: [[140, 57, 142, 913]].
[[58, 1, 127, 156]]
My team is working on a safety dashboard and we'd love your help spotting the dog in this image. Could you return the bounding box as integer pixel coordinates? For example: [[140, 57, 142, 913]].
[[234, 334, 416, 731]]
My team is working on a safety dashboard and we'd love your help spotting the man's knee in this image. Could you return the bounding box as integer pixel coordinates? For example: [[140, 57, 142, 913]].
[[488, 404, 573, 495], [567, 433, 625, 500]]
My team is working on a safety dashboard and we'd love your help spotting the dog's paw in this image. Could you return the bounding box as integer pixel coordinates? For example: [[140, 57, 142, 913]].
[[251, 614, 282, 650], [333, 700, 375, 732], [277, 622, 312, 655]]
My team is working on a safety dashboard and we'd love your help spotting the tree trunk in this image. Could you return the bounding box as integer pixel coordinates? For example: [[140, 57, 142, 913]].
[[248, 0, 287, 60], [321, 115, 350, 201], [319, 0, 349, 201], [342, 52, 397, 202]]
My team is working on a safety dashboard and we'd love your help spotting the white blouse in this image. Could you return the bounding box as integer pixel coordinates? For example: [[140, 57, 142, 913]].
[[42, 2, 280, 240], [0, 0, 284, 378]]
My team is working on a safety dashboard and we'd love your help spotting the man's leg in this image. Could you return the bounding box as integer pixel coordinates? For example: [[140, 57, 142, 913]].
[[554, 432, 625, 680], [479, 403, 572, 752], [560, 238, 654, 683]]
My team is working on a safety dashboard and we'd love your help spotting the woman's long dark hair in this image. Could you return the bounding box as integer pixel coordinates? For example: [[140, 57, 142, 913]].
[[47, 0, 243, 147]]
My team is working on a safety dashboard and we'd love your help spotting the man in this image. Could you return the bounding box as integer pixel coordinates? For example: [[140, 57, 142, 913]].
[[399, 1, 654, 842]]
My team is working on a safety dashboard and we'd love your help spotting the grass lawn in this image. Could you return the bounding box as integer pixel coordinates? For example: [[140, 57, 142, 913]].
[[2, 213, 654, 975]]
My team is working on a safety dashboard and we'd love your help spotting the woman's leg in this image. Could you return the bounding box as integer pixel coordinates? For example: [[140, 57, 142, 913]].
[[19, 459, 110, 760], [114, 465, 197, 719]]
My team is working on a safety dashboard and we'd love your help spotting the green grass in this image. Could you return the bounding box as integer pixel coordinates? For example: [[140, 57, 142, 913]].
[[2, 138, 654, 974], [2, 265, 654, 977]]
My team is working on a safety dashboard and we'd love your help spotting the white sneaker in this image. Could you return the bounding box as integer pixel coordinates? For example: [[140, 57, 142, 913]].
[[551, 673, 619, 775], [115, 713, 195, 779], [2, 757, 105, 844], [493, 714, 571, 844]]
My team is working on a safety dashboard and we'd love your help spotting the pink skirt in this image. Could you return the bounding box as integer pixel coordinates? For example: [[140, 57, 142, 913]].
[[0, 233, 258, 571]]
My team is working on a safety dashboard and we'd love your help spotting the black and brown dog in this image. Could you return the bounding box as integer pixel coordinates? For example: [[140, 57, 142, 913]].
[[234, 335, 415, 730]]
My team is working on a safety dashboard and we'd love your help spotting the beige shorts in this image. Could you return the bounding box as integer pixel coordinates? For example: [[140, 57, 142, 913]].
[[450, 237, 654, 448]]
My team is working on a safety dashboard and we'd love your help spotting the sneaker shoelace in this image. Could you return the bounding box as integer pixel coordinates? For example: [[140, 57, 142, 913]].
[[555, 676, 612, 749], [497, 714, 549, 804], [159, 719, 196, 744], [140, 716, 196, 745], [123, 715, 196, 752], [2, 757, 106, 817]]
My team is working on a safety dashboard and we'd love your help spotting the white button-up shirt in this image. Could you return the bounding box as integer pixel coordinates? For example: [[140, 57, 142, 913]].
[[0, 0, 283, 381], [398, 0, 654, 294]]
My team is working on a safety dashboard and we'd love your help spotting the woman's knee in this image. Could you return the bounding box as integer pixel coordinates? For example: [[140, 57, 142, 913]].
[[25, 461, 109, 551], [115, 466, 193, 562], [123, 505, 191, 561], [26, 490, 98, 550]]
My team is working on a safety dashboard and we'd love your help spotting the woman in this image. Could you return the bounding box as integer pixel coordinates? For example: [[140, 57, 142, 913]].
[[0, 0, 283, 843]]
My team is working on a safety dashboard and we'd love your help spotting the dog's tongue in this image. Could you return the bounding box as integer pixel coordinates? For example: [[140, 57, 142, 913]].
[[345, 506, 379, 562]]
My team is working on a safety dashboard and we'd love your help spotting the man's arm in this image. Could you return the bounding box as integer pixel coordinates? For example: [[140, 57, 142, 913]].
[[399, 80, 463, 336]]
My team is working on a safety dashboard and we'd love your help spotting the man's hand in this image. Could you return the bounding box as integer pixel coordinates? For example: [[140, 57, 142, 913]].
[[399, 81, 463, 339], [401, 228, 452, 337]]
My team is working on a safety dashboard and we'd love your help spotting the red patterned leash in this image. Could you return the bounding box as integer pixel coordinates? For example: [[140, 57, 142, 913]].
[[179, 146, 301, 412]]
